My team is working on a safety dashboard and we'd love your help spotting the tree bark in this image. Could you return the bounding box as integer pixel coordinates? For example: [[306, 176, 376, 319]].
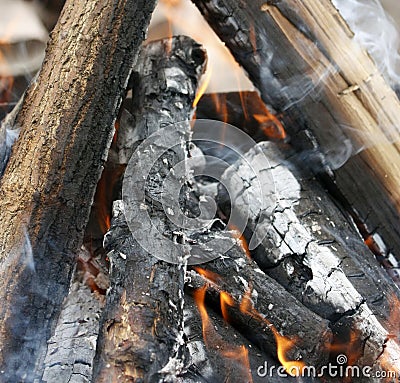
[[94, 36, 207, 382], [192, 0, 400, 262], [0, 0, 156, 380]]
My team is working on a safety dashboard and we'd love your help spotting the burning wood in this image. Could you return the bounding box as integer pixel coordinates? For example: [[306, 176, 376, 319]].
[[94, 36, 207, 382], [0, 0, 156, 380], [1, 0, 400, 381], [186, 243, 332, 368]]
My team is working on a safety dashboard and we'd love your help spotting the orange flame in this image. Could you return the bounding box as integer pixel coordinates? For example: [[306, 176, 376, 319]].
[[239, 289, 305, 376], [228, 224, 251, 259], [378, 294, 400, 379], [195, 268, 305, 378], [253, 113, 287, 141], [193, 266, 221, 284], [193, 284, 253, 383], [193, 68, 212, 108], [220, 291, 235, 322], [0, 50, 14, 105], [93, 163, 126, 234]]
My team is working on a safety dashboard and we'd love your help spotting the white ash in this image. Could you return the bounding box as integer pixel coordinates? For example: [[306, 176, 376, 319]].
[[222, 141, 393, 355]]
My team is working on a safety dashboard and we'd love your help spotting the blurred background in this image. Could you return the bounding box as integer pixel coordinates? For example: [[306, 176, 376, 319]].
[[1, 0, 399, 119]]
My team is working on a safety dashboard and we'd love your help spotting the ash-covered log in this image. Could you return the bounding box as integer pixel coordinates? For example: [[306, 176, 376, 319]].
[[192, 0, 400, 263], [93, 36, 207, 382], [41, 248, 107, 383], [0, 0, 156, 380], [217, 140, 400, 370]]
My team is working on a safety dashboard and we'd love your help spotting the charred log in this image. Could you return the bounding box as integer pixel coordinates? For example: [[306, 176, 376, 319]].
[[192, 0, 400, 264], [93, 36, 207, 382], [186, 243, 332, 368], [217, 140, 400, 369], [0, 0, 156, 380], [41, 248, 106, 383], [182, 294, 288, 383]]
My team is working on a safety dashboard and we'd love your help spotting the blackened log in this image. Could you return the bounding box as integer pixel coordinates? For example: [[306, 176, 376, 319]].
[[218, 140, 400, 368], [182, 294, 288, 383], [192, 0, 400, 262], [186, 242, 332, 368], [0, 0, 156, 380], [94, 201, 188, 382], [117, 37, 207, 165], [94, 36, 207, 382]]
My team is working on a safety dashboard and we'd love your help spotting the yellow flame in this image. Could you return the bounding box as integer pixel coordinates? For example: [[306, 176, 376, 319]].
[[193, 284, 253, 382], [193, 68, 212, 108]]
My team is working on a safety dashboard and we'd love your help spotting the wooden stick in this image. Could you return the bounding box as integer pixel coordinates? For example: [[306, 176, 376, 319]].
[[192, 0, 400, 261], [0, 0, 156, 379]]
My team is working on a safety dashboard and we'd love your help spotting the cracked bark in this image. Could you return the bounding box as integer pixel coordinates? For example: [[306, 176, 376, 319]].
[[0, 0, 156, 380], [93, 36, 207, 383], [192, 0, 400, 264], [217, 140, 400, 370]]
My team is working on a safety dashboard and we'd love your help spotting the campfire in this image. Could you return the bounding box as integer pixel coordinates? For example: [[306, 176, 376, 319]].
[[1, 0, 400, 382]]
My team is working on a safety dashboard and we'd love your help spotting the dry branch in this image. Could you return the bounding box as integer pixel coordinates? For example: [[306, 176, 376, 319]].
[[93, 36, 207, 382], [0, 0, 156, 380], [192, 0, 400, 261]]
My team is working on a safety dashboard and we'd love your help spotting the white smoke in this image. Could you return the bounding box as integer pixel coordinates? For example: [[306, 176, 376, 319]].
[[333, 0, 400, 89]]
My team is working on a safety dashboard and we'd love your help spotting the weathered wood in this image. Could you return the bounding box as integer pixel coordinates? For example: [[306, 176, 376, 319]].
[[192, 0, 400, 262], [217, 140, 400, 368], [0, 0, 156, 380], [93, 36, 207, 382]]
